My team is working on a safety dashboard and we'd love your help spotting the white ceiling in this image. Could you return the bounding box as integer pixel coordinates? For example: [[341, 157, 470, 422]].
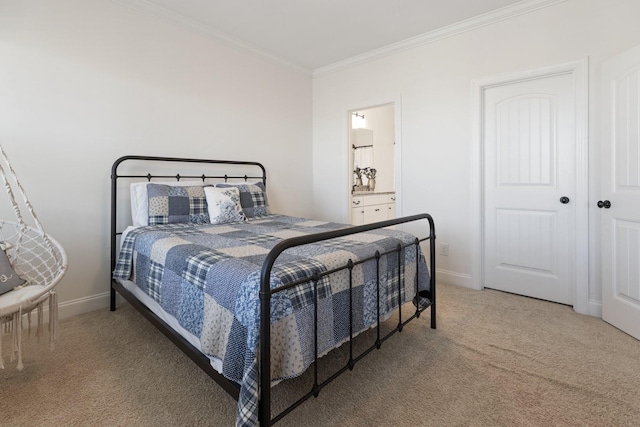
[[115, 0, 564, 73]]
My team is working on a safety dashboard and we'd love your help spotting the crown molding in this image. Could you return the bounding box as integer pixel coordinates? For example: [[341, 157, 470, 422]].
[[111, 0, 567, 79], [313, 0, 568, 77], [110, 0, 313, 76]]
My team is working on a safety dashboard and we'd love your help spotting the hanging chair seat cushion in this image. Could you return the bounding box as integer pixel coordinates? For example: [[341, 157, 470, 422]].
[[0, 284, 47, 318], [0, 249, 26, 296]]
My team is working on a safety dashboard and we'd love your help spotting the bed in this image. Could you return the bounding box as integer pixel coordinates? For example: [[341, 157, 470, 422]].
[[110, 155, 436, 426]]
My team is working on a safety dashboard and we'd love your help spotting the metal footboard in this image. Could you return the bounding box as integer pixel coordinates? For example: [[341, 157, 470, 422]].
[[258, 213, 436, 425]]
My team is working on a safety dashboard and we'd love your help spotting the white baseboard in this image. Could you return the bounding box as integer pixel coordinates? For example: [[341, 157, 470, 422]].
[[31, 270, 470, 323], [29, 291, 112, 324], [57, 291, 113, 319], [434, 269, 604, 318], [436, 269, 472, 288], [588, 300, 602, 318], [22, 275, 597, 324]]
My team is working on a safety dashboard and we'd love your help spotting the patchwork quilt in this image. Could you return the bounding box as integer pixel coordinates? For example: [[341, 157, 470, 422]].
[[113, 214, 430, 426]]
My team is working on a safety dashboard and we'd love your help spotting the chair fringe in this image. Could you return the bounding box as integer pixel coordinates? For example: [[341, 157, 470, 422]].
[[10, 313, 16, 362], [49, 291, 57, 349], [0, 292, 58, 369], [10, 306, 24, 370], [36, 301, 43, 342], [0, 317, 4, 369]]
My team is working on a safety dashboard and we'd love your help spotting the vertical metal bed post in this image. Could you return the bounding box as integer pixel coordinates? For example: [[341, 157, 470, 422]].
[[110, 159, 120, 311], [428, 214, 436, 329], [259, 250, 275, 426]]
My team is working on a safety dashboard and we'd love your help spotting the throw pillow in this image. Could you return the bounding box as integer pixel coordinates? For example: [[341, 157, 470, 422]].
[[0, 248, 26, 296], [204, 187, 247, 224], [215, 182, 270, 218], [147, 184, 210, 225]]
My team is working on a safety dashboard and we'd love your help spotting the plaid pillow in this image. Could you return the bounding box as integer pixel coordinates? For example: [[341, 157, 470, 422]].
[[147, 184, 209, 225], [215, 182, 270, 218]]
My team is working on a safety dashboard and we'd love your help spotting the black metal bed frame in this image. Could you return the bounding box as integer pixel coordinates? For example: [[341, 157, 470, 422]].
[[110, 155, 436, 426]]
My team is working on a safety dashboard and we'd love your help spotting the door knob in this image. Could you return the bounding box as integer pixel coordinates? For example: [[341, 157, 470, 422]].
[[597, 200, 611, 209], [560, 196, 570, 204]]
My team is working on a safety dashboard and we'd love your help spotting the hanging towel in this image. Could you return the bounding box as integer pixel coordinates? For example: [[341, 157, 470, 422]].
[[354, 146, 373, 169]]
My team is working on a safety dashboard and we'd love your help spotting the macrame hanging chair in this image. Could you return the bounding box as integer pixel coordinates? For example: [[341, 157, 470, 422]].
[[0, 144, 67, 370]]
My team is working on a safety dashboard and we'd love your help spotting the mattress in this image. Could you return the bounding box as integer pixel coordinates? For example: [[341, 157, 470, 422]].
[[117, 277, 225, 374]]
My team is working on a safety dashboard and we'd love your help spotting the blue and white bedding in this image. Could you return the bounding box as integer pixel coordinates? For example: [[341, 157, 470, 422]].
[[113, 214, 430, 426]]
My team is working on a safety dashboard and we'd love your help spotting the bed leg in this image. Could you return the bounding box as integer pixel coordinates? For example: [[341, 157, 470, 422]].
[[430, 281, 436, 329], [110, 284, 116, 311], [430, 258, 436, 329], [429, 217, 436, 329]]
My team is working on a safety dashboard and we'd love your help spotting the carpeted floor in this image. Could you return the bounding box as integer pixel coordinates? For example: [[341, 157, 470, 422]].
[[2, 282, 640, 426]]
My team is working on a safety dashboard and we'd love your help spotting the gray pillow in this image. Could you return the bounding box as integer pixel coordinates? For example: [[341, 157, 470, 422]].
[[0, 248, 26, 295]]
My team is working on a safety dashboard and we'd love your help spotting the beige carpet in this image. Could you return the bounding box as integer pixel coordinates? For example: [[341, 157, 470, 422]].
[[2, 283, 640, 426]]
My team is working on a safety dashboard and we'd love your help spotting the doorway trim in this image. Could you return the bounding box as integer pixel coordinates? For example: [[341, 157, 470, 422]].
[[470, 59, 589, 314]]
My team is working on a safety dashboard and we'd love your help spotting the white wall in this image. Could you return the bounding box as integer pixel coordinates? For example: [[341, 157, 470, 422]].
[[0, 0, 313, 317], [312, 0, 640, 313]]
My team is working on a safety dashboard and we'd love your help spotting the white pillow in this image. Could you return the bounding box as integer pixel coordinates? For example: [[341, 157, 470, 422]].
[[130, 181, 205, 227], [204, 187, 247, 224]]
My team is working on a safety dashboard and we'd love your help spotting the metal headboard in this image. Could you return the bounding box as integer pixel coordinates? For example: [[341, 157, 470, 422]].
[[109, 155, 267, 297]]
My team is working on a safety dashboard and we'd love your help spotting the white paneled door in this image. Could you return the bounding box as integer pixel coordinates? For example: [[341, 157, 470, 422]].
[[601, 45, 640, 340], [483, 73, 576, 304]]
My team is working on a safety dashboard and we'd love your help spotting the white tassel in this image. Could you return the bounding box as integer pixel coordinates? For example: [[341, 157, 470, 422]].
[[10, 312, 17, 362], [0, 317, 4, 369], [49, 292, 57, 349], [16, 306, 23, 370], [36, 301, 43, 342]]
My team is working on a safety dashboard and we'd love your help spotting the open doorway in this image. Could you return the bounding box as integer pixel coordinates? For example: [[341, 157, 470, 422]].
[[348, 103, 397, 225]]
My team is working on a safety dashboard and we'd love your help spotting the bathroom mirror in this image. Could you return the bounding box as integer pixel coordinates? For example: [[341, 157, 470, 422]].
[[350, 104, 394, 193]]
